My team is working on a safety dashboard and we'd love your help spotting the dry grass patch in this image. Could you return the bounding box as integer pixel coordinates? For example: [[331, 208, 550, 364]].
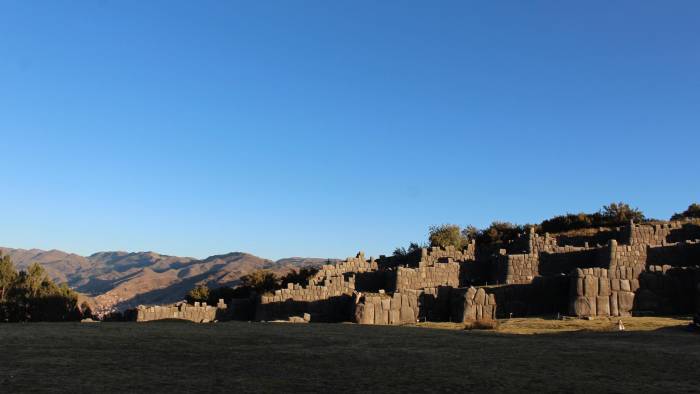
[[496, 316, 692, 335], [416, 316, 691, 335]]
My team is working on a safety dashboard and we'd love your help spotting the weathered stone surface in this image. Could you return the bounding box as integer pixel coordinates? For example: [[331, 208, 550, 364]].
[[584, 276, 598, 297], [466, 287, 476, 303], [572, 296, 592, 317], [400, 305, 414, 323], [464, 304, 477, 321], [487, 294, 496, 305], [617, 291, 635, 315], [610, 292, 619, 316], [598, 277, 611, 297], [596, 296, 610, 316], [630, 279, 640, 292], [381, 298, 391, 310], [620, 280, 631, 292], [374, 303, 386, 325], [587, 296, 597, 316], [475, 288, 486, 305], [387, 309, 398, 324], [576, 278, 584, 296], [611, 279, 621, 291], [362, 305, 375, 324]]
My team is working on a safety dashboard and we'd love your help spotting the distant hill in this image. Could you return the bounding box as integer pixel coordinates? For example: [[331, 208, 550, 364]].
[[0, 247, 335, 313]]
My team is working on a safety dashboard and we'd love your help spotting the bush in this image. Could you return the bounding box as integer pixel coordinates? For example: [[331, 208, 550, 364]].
[[280, 267, 319, 288], [429, 225, 470, 249], [540, 213, 601, 234], [671, 203, 700, 220], [539, 202, 645, 234], [393, 242, 424, 257], [186, 284, 210, 304], [601, 202, 645, 224], [475, 221, 526, 246], [240, 270, 279, 294]]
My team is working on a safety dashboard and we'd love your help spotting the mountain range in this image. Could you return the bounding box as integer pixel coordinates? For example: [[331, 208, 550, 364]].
[[0, 247, 334, 314]]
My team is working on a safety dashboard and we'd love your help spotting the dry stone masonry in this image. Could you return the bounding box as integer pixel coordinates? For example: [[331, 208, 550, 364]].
[[136, 300, 227, 323], [132, 219, 700, 325]]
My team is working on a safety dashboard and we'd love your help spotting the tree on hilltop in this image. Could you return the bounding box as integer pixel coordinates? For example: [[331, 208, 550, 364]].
[[240, 270, 278, 294], [601, 202, 645, 224], [671, 203, 700, 220], [428, 224, 471, 249]]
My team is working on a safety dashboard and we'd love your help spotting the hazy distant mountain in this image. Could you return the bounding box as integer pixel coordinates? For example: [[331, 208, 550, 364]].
[[0, 247, 335, 313]]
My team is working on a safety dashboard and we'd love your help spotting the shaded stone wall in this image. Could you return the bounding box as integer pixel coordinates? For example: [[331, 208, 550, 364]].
[[495, 252, 539, 284], [450, 287, 497, 322], [555, 228, 623, 248], [354, 286, 459, 325], [635, 265, 700, 314], [353, 290, 423, 325], [256, 275, 355, 322], [539, 248, 608, 275], [488, 276, 570, 317], [310, 252, 377, 285], [646, 241, 700, 267], [136, 301, 226, 323], [608, 240, 646, 269], [570, 268, 638, 318]]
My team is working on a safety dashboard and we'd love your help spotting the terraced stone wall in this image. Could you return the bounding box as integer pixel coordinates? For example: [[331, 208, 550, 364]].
[[394, 261, 459, 291], [256, 275, 355, 322], [495, 253, 539, 284]]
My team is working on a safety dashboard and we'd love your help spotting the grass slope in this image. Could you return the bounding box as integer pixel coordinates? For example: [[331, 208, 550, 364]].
[[1, 321, 698, 393]]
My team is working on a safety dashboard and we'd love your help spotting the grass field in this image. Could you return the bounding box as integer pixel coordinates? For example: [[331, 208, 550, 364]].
[[1, 318, 698, 393]]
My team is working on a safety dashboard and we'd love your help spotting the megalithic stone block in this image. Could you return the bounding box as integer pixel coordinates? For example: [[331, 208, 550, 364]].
[[596, 296, 611, 316]]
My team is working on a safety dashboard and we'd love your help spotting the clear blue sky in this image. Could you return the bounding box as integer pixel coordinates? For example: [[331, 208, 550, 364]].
[[1, 1, 698, 260]]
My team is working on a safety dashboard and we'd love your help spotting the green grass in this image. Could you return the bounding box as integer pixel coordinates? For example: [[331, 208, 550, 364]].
[[1, 321, 698, 393]]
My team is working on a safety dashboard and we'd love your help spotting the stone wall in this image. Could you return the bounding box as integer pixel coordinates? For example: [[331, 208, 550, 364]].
[[555, 227, 623, 248], [377, 245, 475, 270], [538, 248, 608, 276], [570, 268, 638, 318], [636, 265, 700, 314], [646, 241, 700, 267], [136, 300, 226, 323], [247, 219, 700, 324], [450, 287, 497, 322], [309, 252, 377, 285], [488, 275, 570, 317], [394, 261, 459, 291], [625, 220, 700, 245], [608, 239, 647, 269], [353, 290, 422, 325], [495, 252, 539, 284], [418, 244, 475, 267], [354, 286, 460, 324], [256, 275, 355, 322]]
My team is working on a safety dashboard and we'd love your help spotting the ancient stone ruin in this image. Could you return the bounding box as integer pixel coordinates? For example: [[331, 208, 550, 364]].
[[136, 299, 228, 323], [136, 219, 700, 325], [254, 219, 700, 324]]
